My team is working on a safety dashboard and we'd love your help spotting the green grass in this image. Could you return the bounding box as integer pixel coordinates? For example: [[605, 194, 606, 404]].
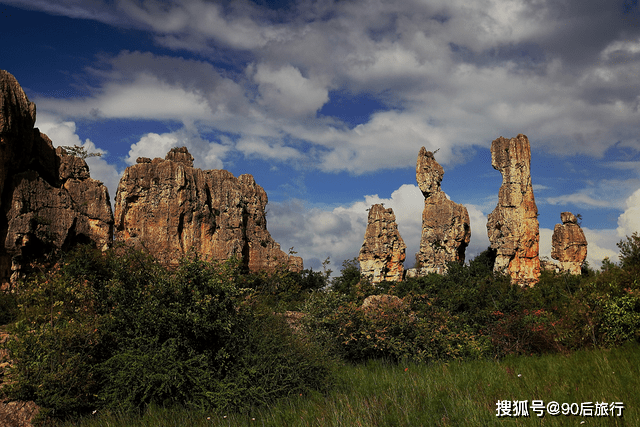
[[64, 344, 639, 427]]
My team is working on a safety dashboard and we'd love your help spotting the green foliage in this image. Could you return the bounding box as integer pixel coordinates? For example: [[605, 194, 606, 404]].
[[3, 245, 335, 423], [7, 232, 640, 424], [302, 291, 489, 363], [302, 238, 640, 363], [239, 267, 327, 311], [330, 257, 361, 297], [600, 291, 640, 346], [0, 289, 18, 325], [618, 231, 640, 279]]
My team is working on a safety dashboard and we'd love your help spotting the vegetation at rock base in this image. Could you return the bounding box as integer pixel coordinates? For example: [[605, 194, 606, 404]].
[[1, 245, 335, 425], [0, 232, 640, 425]]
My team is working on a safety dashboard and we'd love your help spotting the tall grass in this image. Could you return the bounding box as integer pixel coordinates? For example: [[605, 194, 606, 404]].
[[64, 343, 639, 427]]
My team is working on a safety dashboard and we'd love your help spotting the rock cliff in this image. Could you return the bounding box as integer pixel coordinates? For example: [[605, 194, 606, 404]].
[[358, 204, 406, 283], [415, 147, 470, 274], [0, 70, 114, 285], [114, 147, 302, 272], [551, 212, 587, 275], [486, 134, 540, 286]]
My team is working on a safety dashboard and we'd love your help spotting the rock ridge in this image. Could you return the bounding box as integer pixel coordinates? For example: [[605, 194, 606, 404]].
[[0, 70, 114, 286], [114, 147, 302, 272]]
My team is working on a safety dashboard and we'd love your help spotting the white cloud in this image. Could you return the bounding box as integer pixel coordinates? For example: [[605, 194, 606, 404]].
[[25, 1, 640, 176], [125, 127, 231, 170], [539, 227, 554, 261], [544, 179, 640, 211], [117, 0, 291, 50], [466, 204, 491, 260], [236, 135, 304, 161], [546, 193, 612, 208], [253, 64, 329, 117], [37, 72, 212, 122], [583, 228, 621, 267], [617, 188, 640, 237], [125, 132, 179, 165]]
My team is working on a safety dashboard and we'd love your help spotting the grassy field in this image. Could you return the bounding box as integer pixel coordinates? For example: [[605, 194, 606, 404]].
[[64, 343, 639, 427]]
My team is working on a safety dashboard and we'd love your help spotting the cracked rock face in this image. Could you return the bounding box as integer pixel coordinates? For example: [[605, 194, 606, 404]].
[[114, 147, 302, 272], [0, 70, 114, 286], [358, 204, 406, 283], [551, 212, 587, 275], [415, 147, 470, 275], [486, 134, 540, 286]]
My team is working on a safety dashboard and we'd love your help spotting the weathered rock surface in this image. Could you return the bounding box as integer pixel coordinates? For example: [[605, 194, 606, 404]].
[[486, 134, 540, 286], [415, 147, 470, 274], [551, 212, 587, 275], [114, 147, 302, 272], [358, 204, 406, 283], [0, 70, 114, 286]]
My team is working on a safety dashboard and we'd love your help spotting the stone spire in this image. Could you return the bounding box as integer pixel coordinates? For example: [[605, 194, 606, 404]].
[[551, 212, 587, 275], [486, 134, 540, 286], [415, 147, 470, 274], [358, 204, 406, 283]]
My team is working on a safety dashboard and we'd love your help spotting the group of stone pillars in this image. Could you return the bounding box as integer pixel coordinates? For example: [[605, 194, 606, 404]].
[[358, 134, 588, 286]]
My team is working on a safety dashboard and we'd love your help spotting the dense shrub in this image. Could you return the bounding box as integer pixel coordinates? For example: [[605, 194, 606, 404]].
[[303, 237, 640, 363], [3, 245, 335, 423], [301, 291, 489, 363], [239, 265, 328, 311]]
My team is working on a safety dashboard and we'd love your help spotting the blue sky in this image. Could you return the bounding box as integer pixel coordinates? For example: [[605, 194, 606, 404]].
[[2, 0, 640, 271]]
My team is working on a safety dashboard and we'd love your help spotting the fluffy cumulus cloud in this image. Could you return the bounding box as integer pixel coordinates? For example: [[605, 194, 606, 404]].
[[617, 188, 640, 238], [126, 127, 232, 171], [253, 63, 329, 117], [235, 135, 304, 161]]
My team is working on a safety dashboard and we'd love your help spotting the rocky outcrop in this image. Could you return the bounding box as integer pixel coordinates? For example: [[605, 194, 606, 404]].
[[415, 147, 470, 274], [486, 134, 540, 286], [551, 212, 587, 275], [0, 70, 114, 286], [358, 204, 406, 283], [114, 147, 302, 272]]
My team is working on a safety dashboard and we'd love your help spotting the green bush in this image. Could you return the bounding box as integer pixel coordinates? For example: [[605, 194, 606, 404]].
[[600, 292, 640, 346], [0, 289, 18, 325], [3, 245, 335, 423], [301, 291, 489, 363]]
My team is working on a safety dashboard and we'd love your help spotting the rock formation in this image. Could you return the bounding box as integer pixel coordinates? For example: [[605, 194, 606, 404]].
[[358, 204, 406, 283], [0, 70, 114, 286], [415, 147, 470, 274], [114, 147, 302, 272], [486, 134, 540, 286], [551, 212, 587, 275]]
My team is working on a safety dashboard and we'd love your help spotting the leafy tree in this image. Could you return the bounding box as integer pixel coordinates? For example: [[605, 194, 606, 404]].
[[331, 257, 361, 297], [618, 232, 640, 274]]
